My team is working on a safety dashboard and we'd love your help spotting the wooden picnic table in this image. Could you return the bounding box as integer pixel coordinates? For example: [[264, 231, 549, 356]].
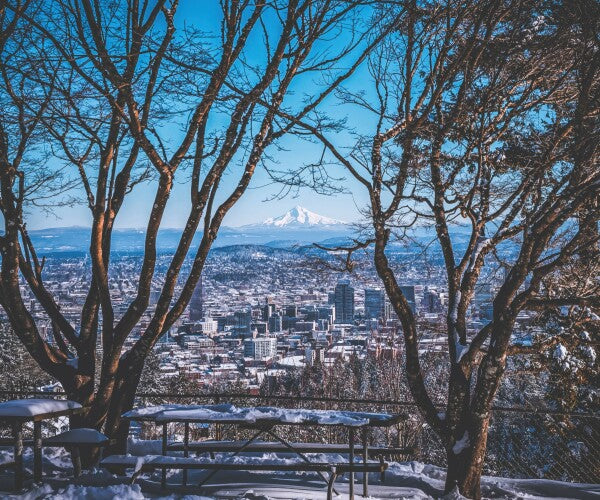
[[123, 404, 407, 499], [0, 398, 83, 490]]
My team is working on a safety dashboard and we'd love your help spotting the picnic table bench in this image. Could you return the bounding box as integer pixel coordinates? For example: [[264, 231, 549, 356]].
[[0, 399, 112, 489], [101, 454, 388, 500], [0, 399, 83, 490], [116, 403, 410, 499]]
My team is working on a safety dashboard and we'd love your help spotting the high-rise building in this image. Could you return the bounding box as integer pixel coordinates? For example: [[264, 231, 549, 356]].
[[334, 280, 354, 324], [234, 308, 252, 336], [364, 288, 386, 320], [268, 314, 282, 333], [244, 337, 277, 360], [285, 305, 298, 318], [189, 276, 203, 321], [317, 305, 335, 324], [400, 285, 417, 314], [262, 300, 276, 320]]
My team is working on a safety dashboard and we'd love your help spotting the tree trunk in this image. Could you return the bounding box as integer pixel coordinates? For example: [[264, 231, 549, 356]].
[[61, 354, 145, 467], [103, 356, 146, 456], [444, 415, 490, 499]]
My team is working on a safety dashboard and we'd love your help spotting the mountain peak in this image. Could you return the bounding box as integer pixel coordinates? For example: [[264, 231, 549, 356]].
[[260, 206, 344, 227]]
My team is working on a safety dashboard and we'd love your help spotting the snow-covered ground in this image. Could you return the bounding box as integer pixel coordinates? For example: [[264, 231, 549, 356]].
[[0, 443, 598, 499]]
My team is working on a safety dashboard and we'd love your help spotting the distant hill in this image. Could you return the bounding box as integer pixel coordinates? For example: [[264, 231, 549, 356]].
[[26, 206, 354, 253], [23, 206, 491, 255]]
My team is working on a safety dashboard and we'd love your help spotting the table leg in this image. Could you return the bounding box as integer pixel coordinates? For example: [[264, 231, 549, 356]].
[[33, 421, 43, 483], [266, 429, 339, 496], [362, 428, 369, 497], [13, 421, 23, 491], [72, 447, 82, 478], [161, 422, 168, 489], [198, 428, 266, 487], [183, 422, 189, 486], [349, 427, 355, 500]]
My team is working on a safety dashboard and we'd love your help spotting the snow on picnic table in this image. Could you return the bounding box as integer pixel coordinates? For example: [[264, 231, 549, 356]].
[[123, 404, 398, 427], [0, 399, 81, 418]]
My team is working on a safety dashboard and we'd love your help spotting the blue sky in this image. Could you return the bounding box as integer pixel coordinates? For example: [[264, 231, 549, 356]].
[[27, 1, 373, 230]]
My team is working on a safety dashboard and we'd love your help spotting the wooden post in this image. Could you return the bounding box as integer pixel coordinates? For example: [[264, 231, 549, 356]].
[[183, 422, 189, 486], [161, 422, 168, 489], [12, 421, 23, 491], [72, 447, 82, 478], [33, 420, 43, 483], [349, 427, 355, 500], [362, 427, 369, 497]]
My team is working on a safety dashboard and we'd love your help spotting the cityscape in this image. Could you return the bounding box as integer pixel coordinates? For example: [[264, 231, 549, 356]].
[[0, 0, 597, 498], [7, 206, 536, 395]]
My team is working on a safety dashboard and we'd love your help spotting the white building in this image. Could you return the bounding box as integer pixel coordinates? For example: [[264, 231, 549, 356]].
[[244, 336, 277, 360]]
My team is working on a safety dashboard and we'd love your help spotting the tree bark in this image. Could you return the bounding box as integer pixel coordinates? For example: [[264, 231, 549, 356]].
[[444, 417, 490, 499]]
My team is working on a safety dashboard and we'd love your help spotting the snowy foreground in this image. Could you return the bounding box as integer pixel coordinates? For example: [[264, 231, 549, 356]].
[[0, 442, 598, 500]]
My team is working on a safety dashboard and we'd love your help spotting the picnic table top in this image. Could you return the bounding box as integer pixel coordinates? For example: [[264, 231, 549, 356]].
[[0, 399, 83, 422], [123, 403, 406, 427]]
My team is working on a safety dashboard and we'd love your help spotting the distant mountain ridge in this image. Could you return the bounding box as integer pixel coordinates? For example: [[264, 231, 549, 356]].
[[24, 206, 352, 253], [22, 206, 488, 255]]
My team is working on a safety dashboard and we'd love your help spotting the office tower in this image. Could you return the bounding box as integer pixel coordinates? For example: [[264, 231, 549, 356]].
[[364, 288, 386, 320], [399, 285, 416, 314], [234, 308, 252, 336], [334, 280, 354, 324], [285, 305, 298, 318], [423, 288, 442, 313], [244, 337, 277, 360], [318, 305, 335, 324], [268, 314, 283, 333], [189, 275, 203, 321], [262, 298, 276, 320], [197, 317, 218, 336]]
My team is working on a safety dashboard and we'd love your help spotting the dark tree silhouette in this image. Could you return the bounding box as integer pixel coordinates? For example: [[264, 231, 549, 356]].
[[272, 0, 600, 497], [0, 0, 383, 453]]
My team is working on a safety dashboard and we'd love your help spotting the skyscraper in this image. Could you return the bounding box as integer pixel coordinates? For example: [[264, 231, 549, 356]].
[[334, 280, 354, 324], [364, 288, 386, 320], [400, 285, 416, 314], [189, 275, 203, 321]]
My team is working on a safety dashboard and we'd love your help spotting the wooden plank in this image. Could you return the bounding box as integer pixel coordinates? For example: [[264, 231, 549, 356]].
[[167, 440, 414, 456], [102, 455, 387, 473]]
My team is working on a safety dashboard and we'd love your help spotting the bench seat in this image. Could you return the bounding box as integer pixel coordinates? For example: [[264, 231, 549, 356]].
[[167, 439, 413, 456], [101, 454, 387, 500]]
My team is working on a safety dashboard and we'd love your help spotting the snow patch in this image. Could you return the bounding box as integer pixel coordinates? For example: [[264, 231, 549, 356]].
[[260, 206, 344, 227], [452, 431, 470, 455], [553, 344, 568, 361]]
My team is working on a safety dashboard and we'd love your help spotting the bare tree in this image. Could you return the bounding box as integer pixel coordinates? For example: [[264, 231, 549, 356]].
[[273, 0, 600, 497], [0, 0, 382, 453]]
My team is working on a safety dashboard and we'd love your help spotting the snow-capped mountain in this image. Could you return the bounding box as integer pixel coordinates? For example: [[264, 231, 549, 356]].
[[25, 207, 352, 253], [255, 205, 345, 228]]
